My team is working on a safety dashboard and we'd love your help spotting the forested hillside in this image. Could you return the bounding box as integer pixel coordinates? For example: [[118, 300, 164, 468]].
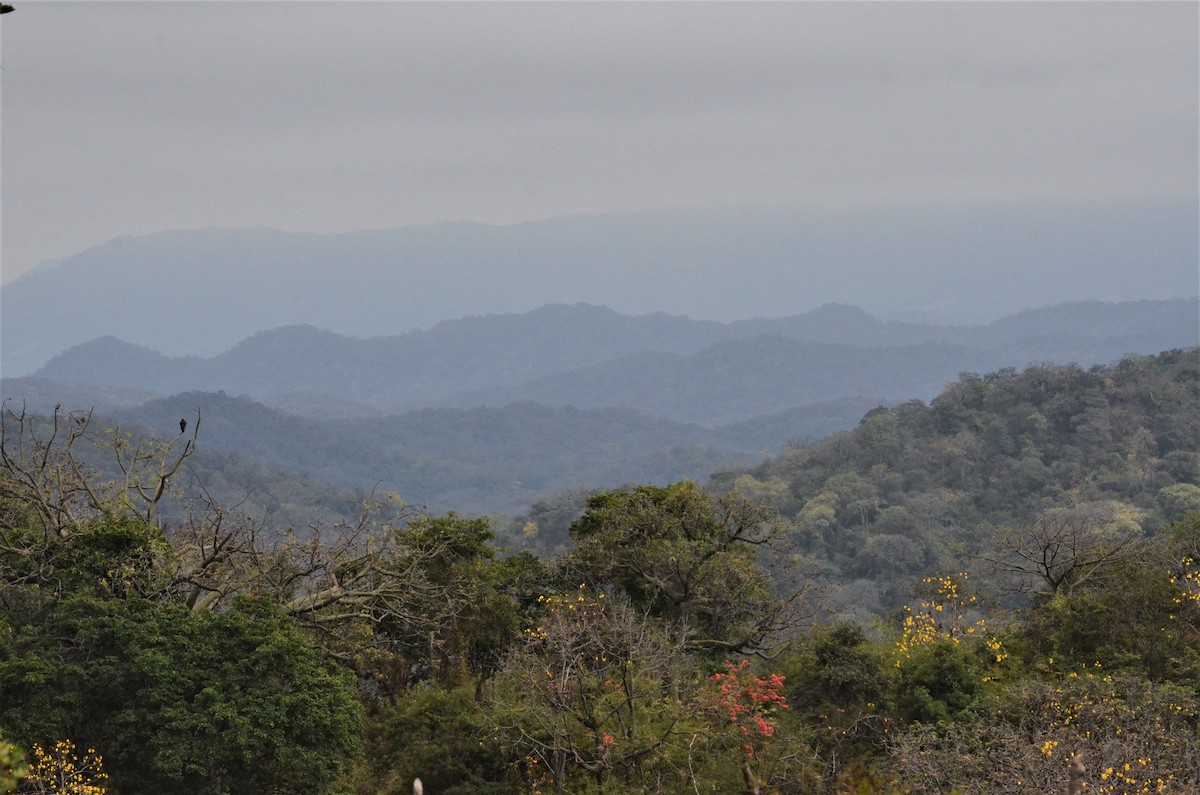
[[711, 348, 1199, 618], [2, 350, 1196, 794]]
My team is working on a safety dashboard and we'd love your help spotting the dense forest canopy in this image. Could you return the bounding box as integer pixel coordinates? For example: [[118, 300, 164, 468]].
[[1, 350, 1197, 794], [709, 349, 1199, 619]]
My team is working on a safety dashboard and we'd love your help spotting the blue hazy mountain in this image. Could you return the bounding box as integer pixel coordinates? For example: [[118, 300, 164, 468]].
[[25, 298, 1198, 424], [3, 200, 1196, 376]]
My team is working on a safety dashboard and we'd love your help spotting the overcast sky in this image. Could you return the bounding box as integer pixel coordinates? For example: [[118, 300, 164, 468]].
[[1, 1, 1196, 285]]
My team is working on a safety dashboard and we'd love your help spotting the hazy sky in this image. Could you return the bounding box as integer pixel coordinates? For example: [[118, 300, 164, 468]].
[[1, 1, 1196, 284]]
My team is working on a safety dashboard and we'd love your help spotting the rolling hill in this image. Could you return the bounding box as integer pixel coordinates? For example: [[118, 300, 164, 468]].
[[26, 298, 1198, 423], [23, 390, 878, 516]]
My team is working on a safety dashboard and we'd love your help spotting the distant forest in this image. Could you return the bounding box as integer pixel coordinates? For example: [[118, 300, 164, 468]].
[[2, 349, 1197, 793]]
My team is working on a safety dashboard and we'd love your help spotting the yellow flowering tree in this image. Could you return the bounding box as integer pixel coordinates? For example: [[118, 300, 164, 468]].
[[889, 573, 1013, 726], [1167, 513, 1200, 634], [894, 573, 1006, 668], [23, 740, 108, 795], [1170, 555, 1200, 631], [889, 675, 1200, 794]]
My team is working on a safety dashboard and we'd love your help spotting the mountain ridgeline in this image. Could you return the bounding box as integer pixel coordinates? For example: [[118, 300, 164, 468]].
[[3, 297, 1196, 516], [21, 298, 1198, 424], [3, 200, 1196, 376]]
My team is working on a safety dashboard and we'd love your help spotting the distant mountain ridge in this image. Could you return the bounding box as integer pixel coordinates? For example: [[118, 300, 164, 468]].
[[3, 200, 1196, 375], [5, 293, 1194, 513], [72, 391, 878, 515], [27, 298, 1199, 424], [440, 337, 999, 424]]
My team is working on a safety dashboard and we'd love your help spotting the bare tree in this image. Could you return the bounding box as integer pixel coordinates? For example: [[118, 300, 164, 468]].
[[490, 590, 691, 794], [0, 403, 455, 662], [0, 401, 199, 535], [1, 402, 109, 537], [983, 502, 1143, 599]]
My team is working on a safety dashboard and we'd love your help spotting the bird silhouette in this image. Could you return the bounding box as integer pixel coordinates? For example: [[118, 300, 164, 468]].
[[179, 418, 187, 434], [0, 5, 15, 14]]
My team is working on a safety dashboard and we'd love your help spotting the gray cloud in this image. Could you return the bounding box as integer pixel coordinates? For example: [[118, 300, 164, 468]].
[[2, 1, 1196, 283]]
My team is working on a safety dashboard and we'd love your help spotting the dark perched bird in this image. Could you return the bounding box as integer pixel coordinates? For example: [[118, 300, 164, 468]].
[[179, 418, 187, 434], [0, 5, 14, 14]]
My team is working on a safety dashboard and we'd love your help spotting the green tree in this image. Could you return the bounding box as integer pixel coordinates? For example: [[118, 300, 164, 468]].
[[0, 734, 25, 795], [364, 514, 548, 695], [892, 638, 982, 725], [0, 594, 360, 795], [781, 623, 893, 791], [350, 685, 507, 795], [565, 481, 803, 655]]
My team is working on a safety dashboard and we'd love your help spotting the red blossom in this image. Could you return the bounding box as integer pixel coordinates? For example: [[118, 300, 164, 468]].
[[702, 659, 790, 758]]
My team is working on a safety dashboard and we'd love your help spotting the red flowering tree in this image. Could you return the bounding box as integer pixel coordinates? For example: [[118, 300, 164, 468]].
[[702, 659, 791, 767]]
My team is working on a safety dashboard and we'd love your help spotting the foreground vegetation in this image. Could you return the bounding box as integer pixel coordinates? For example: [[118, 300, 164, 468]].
[[1, 351, 1197, 793]]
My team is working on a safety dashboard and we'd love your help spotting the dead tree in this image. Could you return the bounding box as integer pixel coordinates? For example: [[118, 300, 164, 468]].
[[983, 503, 1140, 598]]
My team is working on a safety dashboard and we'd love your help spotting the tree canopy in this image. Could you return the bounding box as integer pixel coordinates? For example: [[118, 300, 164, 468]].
[[0, 351, 1197, 793]]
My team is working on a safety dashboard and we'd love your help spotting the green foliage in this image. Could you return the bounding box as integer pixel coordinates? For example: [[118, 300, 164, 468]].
[[49, 517, 172, 598], [0, 733, 25, 795], [358, 515, 551, 696], [1159, 483, 1200, 522], [0, 516, 165, 605], [404, 514, 497, 585], [567, 481, 788, 654], [2, 352, 1197, 795], [893, 639, 982, 725], [1014, 526, 1200, 684], [789, 623, 889, 713], [0, 592, 360, 795], [712, 350, 1200, 618], [351, 686, 507, 795]]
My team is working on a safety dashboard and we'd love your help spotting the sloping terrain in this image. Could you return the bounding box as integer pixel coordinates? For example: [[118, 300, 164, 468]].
[[67, 391, 876, 515]]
